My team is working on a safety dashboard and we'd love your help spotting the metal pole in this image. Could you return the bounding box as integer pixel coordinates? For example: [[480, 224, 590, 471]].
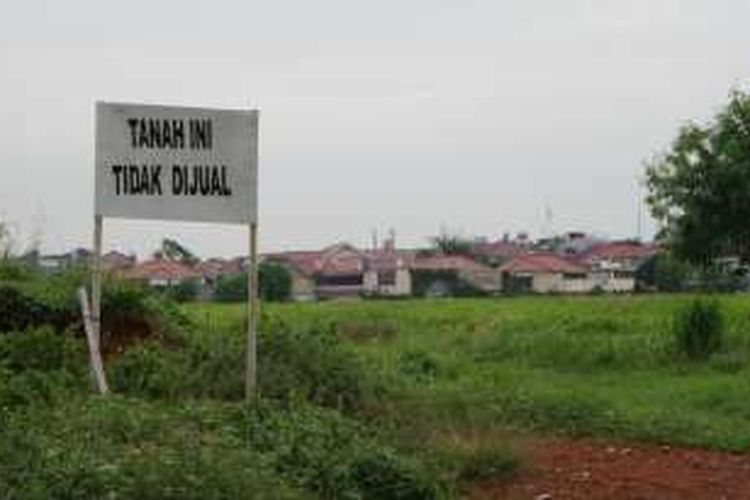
[[92, 214, 103, 347], [78, 287, 109, 394], [245, 221, 259, 403]]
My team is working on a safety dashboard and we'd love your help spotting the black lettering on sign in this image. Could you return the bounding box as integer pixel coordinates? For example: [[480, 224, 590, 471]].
[[126, 120, 139, 148], [170, 165, 232, 196], [150, 165, 163, 195], [172, 165, 183, 195], [110, 164, 163, 195], [221, 166, 232, 196], [189, 119, 213, 150], [126, 118, 186, 149], [111, 165, 123, 194]]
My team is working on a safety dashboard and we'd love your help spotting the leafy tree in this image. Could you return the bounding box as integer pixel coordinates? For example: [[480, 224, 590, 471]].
[[214, 274, 246, 302], [429, 230, 474, 256], [165, 278, 202, 303], [645, 89, 750, 265], [214, 263, 292, 302], [259, 263, 292, 302], [157, 238, 199, 265], [636, 254, 692, 292]]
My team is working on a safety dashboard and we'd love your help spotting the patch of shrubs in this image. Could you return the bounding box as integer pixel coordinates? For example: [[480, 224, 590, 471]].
[[398, 350, 441, 381], [0, 284, 75, 333], [0, 398, 302, 500], [673, 297, 724, 361], [111, 317, 384, 414], [240, 400, 440, 499]]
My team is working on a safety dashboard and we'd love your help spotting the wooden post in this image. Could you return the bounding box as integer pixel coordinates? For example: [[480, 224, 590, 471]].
[[245, 221, 260, 403], [78, 287, 108, 394]]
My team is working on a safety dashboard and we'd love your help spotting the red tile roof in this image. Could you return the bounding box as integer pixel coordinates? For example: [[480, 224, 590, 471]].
[[578, 242, 659, 264], [473, 240, 525, 260], [499, 252, 587, 274], [267, 243, 365, 278], [196, 258, 244, 277], [123, 259, 202, 281], [265, 251, 323, 277], [101, 251, 135, 272], [412, 254, 493, 272]]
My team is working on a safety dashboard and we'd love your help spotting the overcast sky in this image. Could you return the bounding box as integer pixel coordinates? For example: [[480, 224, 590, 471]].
[[1, 0, 749, 258]]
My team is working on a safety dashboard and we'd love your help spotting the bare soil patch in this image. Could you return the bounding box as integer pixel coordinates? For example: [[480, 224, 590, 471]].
[[470, 437, 750, 499]]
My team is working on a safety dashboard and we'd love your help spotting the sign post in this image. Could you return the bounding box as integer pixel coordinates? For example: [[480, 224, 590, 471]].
[[93, 102, 260, 400], [246, 221, 259, 402]]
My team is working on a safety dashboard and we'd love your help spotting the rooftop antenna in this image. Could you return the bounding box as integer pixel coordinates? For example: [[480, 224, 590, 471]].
[[636, 181, 643, 242], [543, 203, 554, 238]]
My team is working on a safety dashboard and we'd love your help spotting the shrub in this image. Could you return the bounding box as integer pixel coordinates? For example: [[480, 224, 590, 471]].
[[0, 326, 82, 374], [0, 398, 301, 499], [0, 285, 74, 333], [258, 321, 382, 412], [349, 449, 439, 500], [164, 278, 202, 303], [214, 264, 292, 303], [110, 318, 383, 413], [259, 262, 292, 302], [214, 273, 247, 302], [673, 297, 723, 360], [240, 401, 440, 499], [109, 343, 188, 399], [397, 350, 440, 381]]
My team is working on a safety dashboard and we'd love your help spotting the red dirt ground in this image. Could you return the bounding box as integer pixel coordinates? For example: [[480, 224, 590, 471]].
[[470, 437, 750, 499]]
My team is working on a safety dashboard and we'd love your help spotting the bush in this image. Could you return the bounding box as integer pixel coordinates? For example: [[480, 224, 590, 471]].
[[110, 317, 383, 413], [164, 278, 201, 303], [259, 262, 292, 302], [0, 398, 301, 499], [398, 350, 440, 381], [0, 285, 74, 334], [0, 326, 82, 374], [349, 449, 439, 500], [214, 273, 247, 302], [673, 298, 723, 361], [241, 400, 440, 499], [258, 321, 382, 413], [214, 263, 292, 303]]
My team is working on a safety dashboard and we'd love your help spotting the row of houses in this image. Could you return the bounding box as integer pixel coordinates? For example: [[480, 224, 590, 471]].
[[266, 238, 659, 301], [29, 234, 659, 301]]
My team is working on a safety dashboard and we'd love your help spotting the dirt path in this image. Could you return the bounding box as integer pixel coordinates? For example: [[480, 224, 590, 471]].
[[469, 437, 750, 499]]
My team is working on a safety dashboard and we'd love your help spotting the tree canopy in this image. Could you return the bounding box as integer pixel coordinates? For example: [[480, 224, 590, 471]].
[[645, 89, 750, 265], [156, 238, 199, 265]]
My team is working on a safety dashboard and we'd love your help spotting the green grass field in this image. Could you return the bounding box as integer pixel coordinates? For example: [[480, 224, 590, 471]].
[[190, 295, 750, 452], [6, 285, 750, 498]]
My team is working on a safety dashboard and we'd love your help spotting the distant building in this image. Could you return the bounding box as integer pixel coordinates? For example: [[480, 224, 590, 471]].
[[577, 241, 659, 292], [264, 251, 320, 302], [101, 251, 136, 273], [122, 258, 203, 288], [268, 241, 414, 301], [196, 257, 244, 297], [411, 254, 502, 296], [500, 252, 593, 294], [472, 237, 525, 267], [363, 239, 412, 297], [38, 248, 91, 273]]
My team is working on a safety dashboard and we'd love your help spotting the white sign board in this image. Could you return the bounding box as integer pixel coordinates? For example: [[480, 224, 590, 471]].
[[95, 102, 258, 224]]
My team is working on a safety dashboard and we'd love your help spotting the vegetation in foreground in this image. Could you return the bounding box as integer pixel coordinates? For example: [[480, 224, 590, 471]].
[[0, 263, 460, 499], [191, 293, 750, 453], [5, 258, 750, 498]]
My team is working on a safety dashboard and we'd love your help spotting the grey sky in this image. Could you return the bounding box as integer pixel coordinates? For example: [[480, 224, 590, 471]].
[[1, 0, 749, 258]]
